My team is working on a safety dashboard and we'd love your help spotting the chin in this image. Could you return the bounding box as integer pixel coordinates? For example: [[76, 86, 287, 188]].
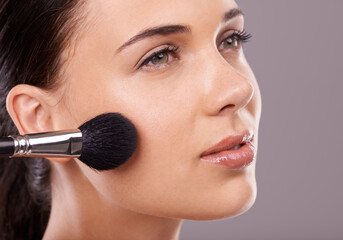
[[180, 176, 257, 221]]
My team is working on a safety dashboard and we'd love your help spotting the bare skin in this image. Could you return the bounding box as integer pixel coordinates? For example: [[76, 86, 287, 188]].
[[6, 0, 261, 239]]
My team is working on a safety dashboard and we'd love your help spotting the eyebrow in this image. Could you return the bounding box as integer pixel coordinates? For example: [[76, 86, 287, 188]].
[[115, 7, 244, 53]]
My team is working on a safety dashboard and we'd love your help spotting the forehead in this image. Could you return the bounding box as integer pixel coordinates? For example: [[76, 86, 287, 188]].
[[84, 0, 239, 40]]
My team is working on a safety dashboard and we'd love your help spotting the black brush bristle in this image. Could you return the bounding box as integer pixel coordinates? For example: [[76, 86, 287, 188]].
[[78, 113, 137, 171]]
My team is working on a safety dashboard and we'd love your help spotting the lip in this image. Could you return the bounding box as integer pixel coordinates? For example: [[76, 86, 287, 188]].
[[200, 129, 256, 169]]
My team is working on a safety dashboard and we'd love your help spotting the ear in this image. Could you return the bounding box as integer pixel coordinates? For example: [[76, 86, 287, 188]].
[[6, 84, 70, 163], [6, 84, 53, 134]]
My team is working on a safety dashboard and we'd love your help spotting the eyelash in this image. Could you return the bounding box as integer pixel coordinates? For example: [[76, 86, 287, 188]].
[[138, 29, 252, 70], [228, 29, 252, 44]]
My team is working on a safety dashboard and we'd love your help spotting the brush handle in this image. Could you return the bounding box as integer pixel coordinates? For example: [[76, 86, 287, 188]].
[[0, 130, 82, 158], [0, 137, 15, 157]]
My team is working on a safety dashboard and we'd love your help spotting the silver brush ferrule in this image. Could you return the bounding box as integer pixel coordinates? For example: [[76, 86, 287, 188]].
[[9, 130, 82, 158]]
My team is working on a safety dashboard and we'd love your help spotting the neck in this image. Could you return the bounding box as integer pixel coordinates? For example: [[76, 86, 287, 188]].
[[43, 163, 182, 240]]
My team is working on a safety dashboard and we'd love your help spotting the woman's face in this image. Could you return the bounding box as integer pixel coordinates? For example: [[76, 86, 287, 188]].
[[53, 0, 261, 220]]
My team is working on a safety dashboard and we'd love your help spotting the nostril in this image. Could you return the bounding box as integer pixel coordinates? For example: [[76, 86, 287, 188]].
[[220, 104, 235, 112]]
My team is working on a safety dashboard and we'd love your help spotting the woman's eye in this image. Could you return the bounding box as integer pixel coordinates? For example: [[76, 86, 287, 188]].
[[218, 30, 252, 51], [218, 35, 240, 51], [222, 36, 239, 49], [138, 46, 179, 70], [150, 52, 169, 65]]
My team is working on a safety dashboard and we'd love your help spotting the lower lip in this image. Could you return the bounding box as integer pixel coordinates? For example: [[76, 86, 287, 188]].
[[200, 142, 256, 169]]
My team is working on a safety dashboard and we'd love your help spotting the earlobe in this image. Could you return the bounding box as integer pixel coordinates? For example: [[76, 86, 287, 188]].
[[6, 84, 53, 135]]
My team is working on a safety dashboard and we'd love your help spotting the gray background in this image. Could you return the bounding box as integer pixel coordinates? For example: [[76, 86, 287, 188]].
[[180, 1, 343, 239]]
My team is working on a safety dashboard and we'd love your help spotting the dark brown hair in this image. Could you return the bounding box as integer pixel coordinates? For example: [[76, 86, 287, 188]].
[[0, 0, 84, 239]]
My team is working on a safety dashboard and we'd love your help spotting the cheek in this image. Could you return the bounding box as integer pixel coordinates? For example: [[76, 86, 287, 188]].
[[72, 85, 200, 215], [116, 87, 197, 176]]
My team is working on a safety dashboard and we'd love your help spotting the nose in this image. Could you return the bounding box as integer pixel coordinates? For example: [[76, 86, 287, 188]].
[[201, 57, 254, 116]]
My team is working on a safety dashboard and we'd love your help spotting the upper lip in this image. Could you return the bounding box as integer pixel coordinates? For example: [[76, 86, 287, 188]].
[[200, 129, 254, 157]]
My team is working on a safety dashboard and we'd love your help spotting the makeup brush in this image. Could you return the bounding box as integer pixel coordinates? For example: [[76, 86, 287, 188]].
[[0, 113, 137, 171]]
